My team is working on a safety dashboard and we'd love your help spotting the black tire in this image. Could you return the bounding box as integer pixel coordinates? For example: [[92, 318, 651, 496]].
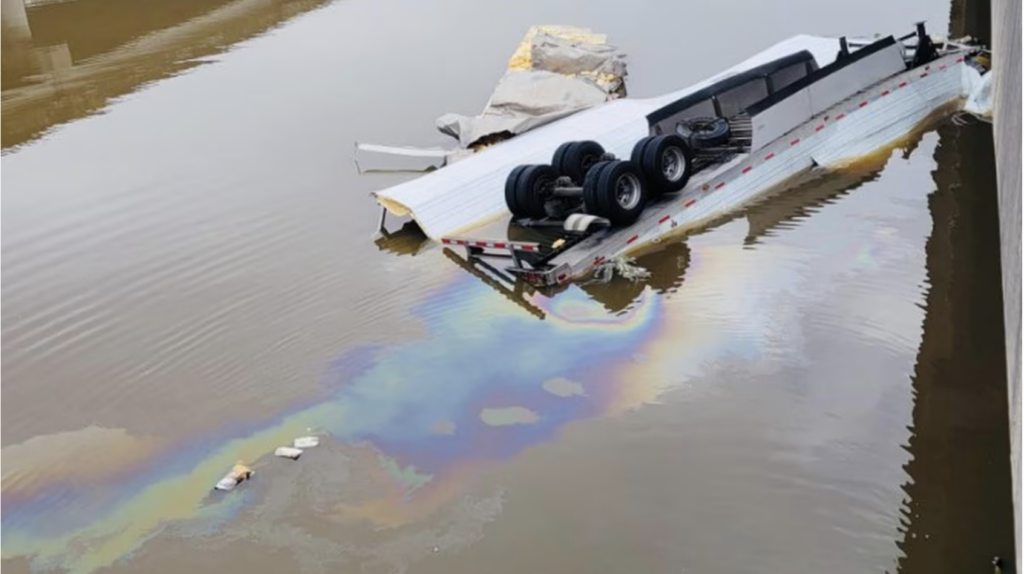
[[559, 140, 605, 183], [504, 164, 530, 218], [514, 164, 558, 219], [582, 160, 614, 217], [681, 116, 730, 149], [630, 136, 655, 167], [551, 142, 574, 175], [640, 134, 693, 194], [592, 160, 649, 227]]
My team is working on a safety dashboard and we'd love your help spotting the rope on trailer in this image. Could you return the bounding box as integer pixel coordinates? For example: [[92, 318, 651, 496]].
[[585, 256, 652, 284]]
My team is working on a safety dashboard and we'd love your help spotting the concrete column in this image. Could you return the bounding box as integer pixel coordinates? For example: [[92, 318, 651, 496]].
[[1, 0, 31, 41], [991, 0, 1022, 570]]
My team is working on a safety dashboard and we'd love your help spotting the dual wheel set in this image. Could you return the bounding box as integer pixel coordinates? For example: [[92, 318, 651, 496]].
[[504, 134, 695, 227]]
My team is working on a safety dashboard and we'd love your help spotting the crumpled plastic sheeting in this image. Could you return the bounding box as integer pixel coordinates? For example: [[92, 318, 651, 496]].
[[436, 26, 628, 149], [964, 70, 993, 119]]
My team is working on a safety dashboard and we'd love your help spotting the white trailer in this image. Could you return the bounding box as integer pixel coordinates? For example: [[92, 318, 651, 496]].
[[373, 24, 989, 288]]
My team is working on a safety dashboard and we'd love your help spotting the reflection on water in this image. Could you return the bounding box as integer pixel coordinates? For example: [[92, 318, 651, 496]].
[[1, 0, 333, 149], [896, 121, 1016, 572], [375, 221, 431, 257]]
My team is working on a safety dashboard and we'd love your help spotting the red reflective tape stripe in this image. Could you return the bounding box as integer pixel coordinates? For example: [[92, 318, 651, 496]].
[[592, 255, 606, 266], [685, 199, 697, 207], [742, 166, 752, 174], [475, 241, 488, 247], [920, 72, 928, 78], [557, 273, 567, 282], [859, 100, 869, 107], [441, 238, 452, 244], [659, 215, 671, 224], [955, 57, 964, 62], [815, 124, 825, 132], [836, 113, 846, 120], [790, 138, 800, 146], [627, 235, 639, 244], [493, 242, 506, 249], [455, 240, 466, 245], [521, 245, 536, 252], [714, 182, 726, 190], [898, 81, 908, 87], [881, 90, 890, 96], [764, 152, 775, 160]]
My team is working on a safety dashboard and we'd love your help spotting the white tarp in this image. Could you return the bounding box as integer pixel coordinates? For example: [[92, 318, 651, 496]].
[[373, 35, 844, 240]]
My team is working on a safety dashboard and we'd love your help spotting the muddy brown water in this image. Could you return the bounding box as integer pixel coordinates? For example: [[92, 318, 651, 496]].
[[1, 0, 1015, 572]]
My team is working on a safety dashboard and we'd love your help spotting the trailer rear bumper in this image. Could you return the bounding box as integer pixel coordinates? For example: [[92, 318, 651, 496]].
[[440, 236, 573, 287]]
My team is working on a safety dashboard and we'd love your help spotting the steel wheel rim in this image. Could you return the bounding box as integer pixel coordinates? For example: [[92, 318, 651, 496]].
[[534, 176, 555, 199], [615, 172, 643, 210], [661, 147, 686, 181]]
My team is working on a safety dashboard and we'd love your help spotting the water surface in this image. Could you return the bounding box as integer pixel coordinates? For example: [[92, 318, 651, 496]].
[[1, 0, 1014, 572]]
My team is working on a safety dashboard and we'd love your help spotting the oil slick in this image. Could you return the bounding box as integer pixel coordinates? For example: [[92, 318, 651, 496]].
[[480, 407, 541, 426], [1, 272, 666, 573]]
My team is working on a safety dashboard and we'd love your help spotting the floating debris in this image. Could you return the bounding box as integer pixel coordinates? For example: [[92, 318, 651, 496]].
[[214, 464, 254, 491], [274, 447, 303, 460], [586, 256, 652, 284], [293, 436, 320, 449], [213, 435, 322, 493]]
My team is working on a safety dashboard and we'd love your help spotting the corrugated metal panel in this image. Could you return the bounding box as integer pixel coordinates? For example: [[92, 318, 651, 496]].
[[812, 56, 965, 165], [372, 35, 841, 240]]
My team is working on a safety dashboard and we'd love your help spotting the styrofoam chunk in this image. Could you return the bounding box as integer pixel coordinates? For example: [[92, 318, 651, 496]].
[[215, 478, 238, 491], [275, 446, 303, 459], [214, 464, 253, 491], [293, 436, 320, 448]]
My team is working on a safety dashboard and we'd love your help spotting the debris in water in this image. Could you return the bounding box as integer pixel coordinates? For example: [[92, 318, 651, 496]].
[[214, 464, 254, 491], [293, 436, 320, 449], [586, 256, 651, 284], [274, 447, 303, 460]]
